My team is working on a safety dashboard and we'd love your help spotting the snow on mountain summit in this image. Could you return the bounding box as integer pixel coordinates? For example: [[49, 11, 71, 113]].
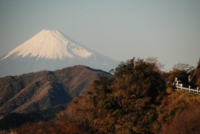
[[0, 29, 118, 77], [2, 30, 92, 60]]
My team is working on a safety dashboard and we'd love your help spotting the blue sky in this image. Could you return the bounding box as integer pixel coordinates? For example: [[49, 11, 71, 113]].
[[0, 0, 200, 71]]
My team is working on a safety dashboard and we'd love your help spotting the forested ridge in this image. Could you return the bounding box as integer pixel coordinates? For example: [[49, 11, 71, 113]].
[[1, 58, 200, 134]]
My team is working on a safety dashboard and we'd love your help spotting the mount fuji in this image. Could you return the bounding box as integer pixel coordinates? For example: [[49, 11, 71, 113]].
[[0, 30, 118, 77]]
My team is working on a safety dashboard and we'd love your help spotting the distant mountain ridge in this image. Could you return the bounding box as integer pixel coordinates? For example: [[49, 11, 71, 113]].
[[0, 30, 118, 77], [0, 65, 112, 118]]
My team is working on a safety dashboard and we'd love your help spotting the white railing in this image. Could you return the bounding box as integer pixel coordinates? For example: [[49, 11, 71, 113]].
[[176, 85, 200, 94]]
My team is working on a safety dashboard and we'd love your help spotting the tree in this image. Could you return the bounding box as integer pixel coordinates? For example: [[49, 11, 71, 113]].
[[146, 57, 164, 69], [173, 63, 194, 72], [190, 59, 200, 87], [63, 57, 166, 134], [166, 63, 194, 87]]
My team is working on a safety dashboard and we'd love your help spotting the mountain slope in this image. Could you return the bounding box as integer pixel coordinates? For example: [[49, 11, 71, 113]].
[[0, 65, 112, 117], [0, 30, 118, 77]]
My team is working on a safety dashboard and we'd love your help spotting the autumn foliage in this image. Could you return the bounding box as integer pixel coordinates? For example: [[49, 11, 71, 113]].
[[60, 58, 166, 133], [1, 58, 200, 134]]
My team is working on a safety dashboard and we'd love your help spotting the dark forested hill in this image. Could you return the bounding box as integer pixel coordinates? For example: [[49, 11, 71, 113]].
[[0, 65, 112, 118]]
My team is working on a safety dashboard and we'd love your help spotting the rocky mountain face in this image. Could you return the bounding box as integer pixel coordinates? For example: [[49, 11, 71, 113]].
[[0, 65, 112, 118], [0, 30, 118, 77]]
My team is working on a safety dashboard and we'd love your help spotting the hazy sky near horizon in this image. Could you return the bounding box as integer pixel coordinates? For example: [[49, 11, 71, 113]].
[[0, 0, 200, 71]]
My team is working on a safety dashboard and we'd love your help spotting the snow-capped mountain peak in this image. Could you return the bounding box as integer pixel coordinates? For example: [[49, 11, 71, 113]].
[[0, 30, 118, 77], [2, 30, 92, 60]]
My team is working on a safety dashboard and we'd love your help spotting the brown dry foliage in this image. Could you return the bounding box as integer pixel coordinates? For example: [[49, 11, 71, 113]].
[[164, 104, 200, 134], [158, 88, 200, 134], [14, 118, 86, 134], [58, 58, 166, 134], [0, 131, 8, 134]]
